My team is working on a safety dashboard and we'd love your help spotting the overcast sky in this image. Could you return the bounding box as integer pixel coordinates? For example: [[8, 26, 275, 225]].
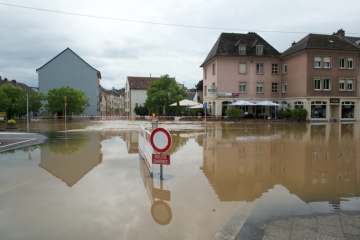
[[1, 0, 360, 90]]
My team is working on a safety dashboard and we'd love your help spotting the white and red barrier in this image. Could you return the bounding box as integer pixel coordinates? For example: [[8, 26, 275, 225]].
[[138, 124, 154, 177], [27, 115, 223, 119]]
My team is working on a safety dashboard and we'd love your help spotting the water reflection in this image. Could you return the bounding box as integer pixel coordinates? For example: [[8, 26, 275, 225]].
[[139, 156, 172, 225], [39, 132, 103, 187], [202, 122, 360, 207]]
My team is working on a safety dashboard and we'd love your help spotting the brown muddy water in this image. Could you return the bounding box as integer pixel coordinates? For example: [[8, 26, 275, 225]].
[[0, 119, 359, 240]]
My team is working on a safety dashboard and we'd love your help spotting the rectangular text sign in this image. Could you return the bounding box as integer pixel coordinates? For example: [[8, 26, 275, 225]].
[[152, 154, 170, 165]]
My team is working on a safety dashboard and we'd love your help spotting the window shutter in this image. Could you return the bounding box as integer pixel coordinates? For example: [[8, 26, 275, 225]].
[[315, 57, 321, 61], [324, 57, 330, 62], [239, 63, 246, 73]]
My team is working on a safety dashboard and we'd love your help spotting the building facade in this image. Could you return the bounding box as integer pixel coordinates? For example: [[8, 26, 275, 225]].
[[125, 77, 159, 117], [201, 30, 360, 121], [36, 48, 101, 116]]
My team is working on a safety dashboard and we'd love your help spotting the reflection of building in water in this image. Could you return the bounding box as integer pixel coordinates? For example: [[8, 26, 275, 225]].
[[39, 132, 103, 187], [139, 157, 172, 225], [202, 123, 360, 204]]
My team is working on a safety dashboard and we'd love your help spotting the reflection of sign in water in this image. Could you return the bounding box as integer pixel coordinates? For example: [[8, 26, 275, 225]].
[[151, 200, 172, 225], [139, 158, 173, 225], [153, 187, 171, 201]]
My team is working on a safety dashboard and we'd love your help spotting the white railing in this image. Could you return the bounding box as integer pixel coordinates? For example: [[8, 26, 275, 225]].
[[139, 124, 153, 176]]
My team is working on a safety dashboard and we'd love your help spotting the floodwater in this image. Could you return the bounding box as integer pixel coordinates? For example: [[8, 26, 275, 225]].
[[0, 119, 359, 240]]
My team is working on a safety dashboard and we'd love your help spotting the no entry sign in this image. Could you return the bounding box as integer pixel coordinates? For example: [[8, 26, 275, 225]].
[[150, 128, 172, 153]]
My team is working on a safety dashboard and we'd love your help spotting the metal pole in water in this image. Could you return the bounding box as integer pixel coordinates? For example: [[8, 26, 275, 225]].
[[160, 164, 163, 180]]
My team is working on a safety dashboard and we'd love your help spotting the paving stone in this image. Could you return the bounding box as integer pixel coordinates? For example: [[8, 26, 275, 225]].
[[268, 218, 293, 229], [344, 233, 360, 240], [262, 236, 286, 240], [317, 214, 342, 227], [264, 225, 291, 239], [342, 224, 360, 236], [290, 225, 317, 239], [235, 225, 264, 240], [317, 234, 346, 240], [317, 224, 344, 238], [293, 216, 316, 228], [339, 213, 360, 228]]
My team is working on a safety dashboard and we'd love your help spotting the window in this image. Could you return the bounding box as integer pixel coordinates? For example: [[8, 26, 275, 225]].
[[348, 57, 354, 69], [239, 82, 246, 93], [323, 78, 331, 90], [282, 82, 287, 93], [311, 101, 327, 118], [314, 56, 321, 68], [341, 101, 355, 118], [256, 46, 263, 55], [340, 57, 354, 69], [272, 64, 278, 74], [204, 68, 207, 79], [239, 45, 246, 55], [339, 57, 346, 69], [256, 63, 263, 74], [339, 79, 345, 91], [314, 79, 321, 90], [212, 63, 215, 75], [239, 63, 247, 74], [283, 63, 287, 73], [204, 86, 207, 96], [347, 79, 354, 91], [324, 57, 331, 68], [271, 83, 278, 93], [256, 82, 264, 93]]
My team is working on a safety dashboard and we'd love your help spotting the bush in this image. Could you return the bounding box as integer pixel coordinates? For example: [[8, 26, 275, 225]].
[[291, 108, 308, 119], [277, 108, 292, 119], [225, 108, 243, 118], [7, 119, 16, 125]]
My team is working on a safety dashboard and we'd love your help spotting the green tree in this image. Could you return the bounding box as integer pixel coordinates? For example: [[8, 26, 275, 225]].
[[45, 86, 90, 115], [0, 85, 45, 118], [134, 103, 149, 116], [145, 74, 187, 116]]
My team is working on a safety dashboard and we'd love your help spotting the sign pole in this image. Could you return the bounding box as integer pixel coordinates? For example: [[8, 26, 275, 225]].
[[160, 164, 163, 180], [64, 96, 67, 129]]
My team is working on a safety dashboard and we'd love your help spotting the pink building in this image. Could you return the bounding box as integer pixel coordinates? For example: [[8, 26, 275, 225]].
[[201, 30, 360, 121]]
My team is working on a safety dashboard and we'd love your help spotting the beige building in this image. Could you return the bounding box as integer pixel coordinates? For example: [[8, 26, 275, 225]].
[[201, 30, 360, 121]]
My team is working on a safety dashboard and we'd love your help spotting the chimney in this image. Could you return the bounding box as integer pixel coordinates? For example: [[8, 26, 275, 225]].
[[335, 29, 345, 39], [292, 41, 296, 46]]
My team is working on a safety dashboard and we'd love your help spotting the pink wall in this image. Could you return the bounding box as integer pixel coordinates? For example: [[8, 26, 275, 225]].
[[282, 51, 308, 98]]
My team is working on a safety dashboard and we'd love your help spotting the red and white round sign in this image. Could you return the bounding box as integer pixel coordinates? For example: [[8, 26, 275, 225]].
[[150, 128, 172, 153]]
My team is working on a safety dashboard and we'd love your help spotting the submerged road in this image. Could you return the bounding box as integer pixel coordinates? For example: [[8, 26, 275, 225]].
[[0, 132, 47, 153]]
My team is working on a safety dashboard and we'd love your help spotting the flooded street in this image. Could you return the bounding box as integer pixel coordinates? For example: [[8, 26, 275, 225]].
[[0, 119, 359, 239]]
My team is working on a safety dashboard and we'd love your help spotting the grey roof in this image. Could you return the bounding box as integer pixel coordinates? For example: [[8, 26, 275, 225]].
[[36, 48, 101, 78], [344, 36, 360, 49], [187, 92, 196, 101], [281, 34, 360, 58], [0, 78, 36, 91], [200, 32, 281, 67]]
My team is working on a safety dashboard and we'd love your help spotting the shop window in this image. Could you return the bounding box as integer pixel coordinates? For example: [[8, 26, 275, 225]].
[[311, 101, 326, 118], [341, 102, 355, 118]]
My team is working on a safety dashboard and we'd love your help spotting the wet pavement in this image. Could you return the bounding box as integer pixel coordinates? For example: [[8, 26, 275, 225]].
[[0, 119, 359, 240]]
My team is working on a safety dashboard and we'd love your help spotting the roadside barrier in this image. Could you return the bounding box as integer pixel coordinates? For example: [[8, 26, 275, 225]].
[[27, 115, 224, 119]]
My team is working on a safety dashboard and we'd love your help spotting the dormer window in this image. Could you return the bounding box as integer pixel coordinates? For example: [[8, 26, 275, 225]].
[[239, 45, 246, 55], [256, 46, 263, 55]]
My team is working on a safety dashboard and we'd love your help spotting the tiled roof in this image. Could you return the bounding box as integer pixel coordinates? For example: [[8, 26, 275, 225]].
[[36, 48, 101, 78], [200, 32, 281, 67], [127, 76, 172, 89], [281, 34, 360, 58]]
